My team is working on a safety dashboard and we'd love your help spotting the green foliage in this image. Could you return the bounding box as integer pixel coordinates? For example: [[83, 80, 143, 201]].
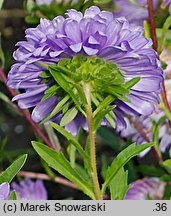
[[8, 190, 17, 200], [39, 56, 140, 129], [101, 143, 153, 195], [25, 0, 87, 23], [50, 122, 90, 167], [109, 168, 129, 200], [160, 159, 171, 175], [0, 154, 27, 183], [32, 141, 95, 199], [94, 0, 112, 4], [158, 16, 171, 53]]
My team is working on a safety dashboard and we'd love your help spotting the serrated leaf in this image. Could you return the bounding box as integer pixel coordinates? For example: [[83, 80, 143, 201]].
[[0, 154, 27, 183], [101, 143, 153, 194], [109, 167, 129, 200], [32, 141, 95, 199], [60, 107, 78, 127], [8, 190, 17, 200]]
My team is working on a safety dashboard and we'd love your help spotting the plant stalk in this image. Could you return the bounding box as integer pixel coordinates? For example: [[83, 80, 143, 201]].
[[83, 83, 102, 200]]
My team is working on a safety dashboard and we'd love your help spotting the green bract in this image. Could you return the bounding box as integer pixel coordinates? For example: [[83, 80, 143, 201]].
[[39, 56, 140, 127]]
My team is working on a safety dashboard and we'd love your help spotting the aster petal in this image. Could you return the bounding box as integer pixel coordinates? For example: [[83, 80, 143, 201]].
[[0, 183, 10, 200], [31, 96, 57, 123], [66, 9, 83, 21], [84, 6, 101, 19]]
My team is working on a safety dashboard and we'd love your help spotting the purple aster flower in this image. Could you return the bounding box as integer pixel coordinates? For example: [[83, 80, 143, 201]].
[[120, 109, 171, 156], [119, 48, 171, 156], [7, 6, 163, 135], [0, 182, 10, 200], [114, 0, 159, 26], [125, 178, 166, 200], [12, 179, 48, 200], [162, 0, 171, 13]]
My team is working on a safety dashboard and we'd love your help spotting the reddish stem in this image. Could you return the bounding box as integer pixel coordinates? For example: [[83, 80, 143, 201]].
[[148, 0, 171, 113], [0, 68, 59, 151], [18, 171, 79, 190], [131, 118, 163, 162]]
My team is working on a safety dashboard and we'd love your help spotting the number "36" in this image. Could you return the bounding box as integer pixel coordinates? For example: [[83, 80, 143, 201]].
[[155, 203, 167, 211]]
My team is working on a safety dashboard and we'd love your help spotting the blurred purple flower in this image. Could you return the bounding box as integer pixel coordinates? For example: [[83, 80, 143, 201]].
[[7, 6, 163, 135], [119, 48, 171, 156], [120, 109, 171, 156], [114, 0, 159, 26], [162, 0, 171, 13], [12, 179, 48, 200], [0, 182, 10, 200], [36, 0, 52, 5], [35, 0, 77, 5], [125, 178, 165, 200]]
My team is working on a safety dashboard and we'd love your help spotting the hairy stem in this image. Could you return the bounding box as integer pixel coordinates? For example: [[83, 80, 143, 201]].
[[83, 83, 102, 200]]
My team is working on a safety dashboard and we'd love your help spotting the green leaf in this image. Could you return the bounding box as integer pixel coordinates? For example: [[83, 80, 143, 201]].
[[0, 154, 27, 183], [160, 159, 171, 175], [50, 122, 90, 167], [49, 67, 85, 115], [40, 95, 70, 124], [101, 143, 153, 194], [109, 167, 129, 200], [8, 190, 17, 200], [156, 28, 171, 46], [60, 107, 78, 126], [93, 0, 112, 4], [124, 77, 141, 89], [93, 95, 115, 117], [158, 16, 171, 53], [94, 106, 116, 130], [32, 141, 95, 199]]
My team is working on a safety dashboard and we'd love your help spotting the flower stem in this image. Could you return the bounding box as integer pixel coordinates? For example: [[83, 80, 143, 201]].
[[83, 83, 102, 200], [147, 0, 171, 113], [131, 117, 163, 162], [18, 171, 79, 190]]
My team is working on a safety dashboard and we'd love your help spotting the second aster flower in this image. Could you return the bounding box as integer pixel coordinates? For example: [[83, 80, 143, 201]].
[[12, 179, 48, 200], [7, 6, 163, 135]]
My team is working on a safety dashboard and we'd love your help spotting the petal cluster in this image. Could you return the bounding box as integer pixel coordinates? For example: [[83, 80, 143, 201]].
[[36, 0, 52, 5], [0, 182, 10, 200], [113, 0, 159, 26], [7, 6, 163, 134], [12, 179, 48, 200], [125, 178, 165, 200]]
